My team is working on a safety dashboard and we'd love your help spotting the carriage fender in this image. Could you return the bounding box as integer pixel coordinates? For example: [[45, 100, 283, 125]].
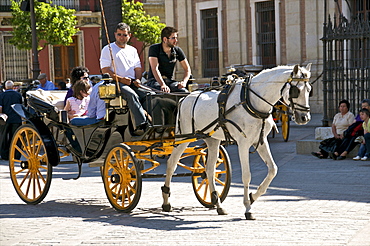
[[11, 104, 60, 167]]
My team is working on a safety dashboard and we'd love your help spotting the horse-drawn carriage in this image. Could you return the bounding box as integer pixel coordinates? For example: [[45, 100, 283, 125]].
[[8, 64, 312, 219], [8, 76, 231, 212]]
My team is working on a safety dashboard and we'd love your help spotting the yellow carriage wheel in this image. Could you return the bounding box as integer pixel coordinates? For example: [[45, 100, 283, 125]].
[[191, 145, 231, 208], [280, 106, 290, 142], [103, 143, 142, 212], [9, 124, 52, 204]]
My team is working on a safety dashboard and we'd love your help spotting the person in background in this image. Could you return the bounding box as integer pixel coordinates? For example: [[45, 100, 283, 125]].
[[65, 78, 71, 88], [36, 73, 56, 90], [329, 99, 370, 160], [353, 108, 370, 161], [58, 81, 67, 90], [146, 26, 191, 93], [354, 99, 370, 122], [64, 79, 90, 120], [0, 80, 23, 160], [311, 99, 355, 159], [361, 108, 370, 161]]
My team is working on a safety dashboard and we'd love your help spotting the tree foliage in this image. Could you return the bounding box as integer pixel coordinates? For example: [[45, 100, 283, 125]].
[[10, 0, 78, 51], [122, 0, 165, 54]]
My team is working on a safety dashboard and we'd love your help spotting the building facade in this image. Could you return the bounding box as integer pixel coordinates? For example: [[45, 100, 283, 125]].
[[162, 0, 369, 113], [0, 0, 104, 84]]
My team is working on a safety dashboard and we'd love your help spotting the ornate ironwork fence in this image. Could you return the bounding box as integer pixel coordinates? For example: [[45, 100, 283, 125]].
[[322, 14, 370, 125]]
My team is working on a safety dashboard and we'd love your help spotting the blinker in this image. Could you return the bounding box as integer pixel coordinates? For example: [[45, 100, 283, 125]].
[[289, 85, 300, 98]]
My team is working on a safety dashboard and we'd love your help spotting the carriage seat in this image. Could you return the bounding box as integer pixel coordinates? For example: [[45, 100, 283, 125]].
[[26, 89, 66, 122]]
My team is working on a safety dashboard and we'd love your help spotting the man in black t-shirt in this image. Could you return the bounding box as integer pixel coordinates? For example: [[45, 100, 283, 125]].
[[0, 80, 22, 160], [147, 26, 191, 93]]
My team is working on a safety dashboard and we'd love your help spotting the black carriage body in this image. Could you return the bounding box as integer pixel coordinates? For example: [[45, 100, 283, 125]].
[[12, 91, 128, 165], [12, 104, 60, 166]]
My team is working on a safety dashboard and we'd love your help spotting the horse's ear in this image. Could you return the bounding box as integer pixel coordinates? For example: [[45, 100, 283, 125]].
[[293, 65, 299, 75], [306, 63, 312, 72]]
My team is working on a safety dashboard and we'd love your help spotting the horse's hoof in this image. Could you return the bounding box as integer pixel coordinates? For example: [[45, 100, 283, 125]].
[[249, 192, 255, 205], [245, 212, 256, 220], [162, 204, 172, 212], [217, 208, 228, 215]]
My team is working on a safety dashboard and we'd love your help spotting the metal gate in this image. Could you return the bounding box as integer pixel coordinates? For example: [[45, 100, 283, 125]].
[[322, 11, 370, 125]]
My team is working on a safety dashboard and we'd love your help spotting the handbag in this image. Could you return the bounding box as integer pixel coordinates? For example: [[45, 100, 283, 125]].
[[319, 137, 341, 153], [343, 121, 364, 138]]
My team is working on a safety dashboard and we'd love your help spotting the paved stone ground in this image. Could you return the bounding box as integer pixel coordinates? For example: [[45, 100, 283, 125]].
[[1, 114, 369, 245]]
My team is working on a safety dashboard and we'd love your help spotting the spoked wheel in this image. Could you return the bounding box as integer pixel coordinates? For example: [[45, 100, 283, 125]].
[[9, 124, 52, 204], [102, 143, 142, 212], [281, 112, 290, 142], [191, 145, 231, 208]]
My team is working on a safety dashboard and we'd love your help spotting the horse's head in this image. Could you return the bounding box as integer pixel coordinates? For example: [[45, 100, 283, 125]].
[[282, 63, 312, 125]]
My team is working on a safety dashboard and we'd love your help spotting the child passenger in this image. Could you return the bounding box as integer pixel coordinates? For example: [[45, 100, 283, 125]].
[[64, 79, 91, 120], [353, 108, 370, 161]]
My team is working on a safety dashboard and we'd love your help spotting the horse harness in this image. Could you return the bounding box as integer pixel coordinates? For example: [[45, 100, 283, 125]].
[[179, 72, 310, 148]]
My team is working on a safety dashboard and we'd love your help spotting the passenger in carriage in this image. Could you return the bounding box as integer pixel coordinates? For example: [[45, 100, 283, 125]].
[[64, 66, 91, 105], [69, 78, 105, 126], [100, 22, 150, 135], [146, 26, 192, 93], [64, 79, 91, 120]]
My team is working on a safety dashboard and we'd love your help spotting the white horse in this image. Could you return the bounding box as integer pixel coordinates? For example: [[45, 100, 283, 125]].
[[161, 64, 312, 220]]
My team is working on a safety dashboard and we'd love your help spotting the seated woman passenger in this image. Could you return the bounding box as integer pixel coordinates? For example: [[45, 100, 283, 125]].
[[64, 79, 90, 120]]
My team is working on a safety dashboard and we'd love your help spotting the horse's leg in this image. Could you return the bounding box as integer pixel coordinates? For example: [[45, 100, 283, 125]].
[[237, 141, 255, 220], [203, 138, 227, 215], [161, 142, 189, 212], [253, 138, 278, 201]]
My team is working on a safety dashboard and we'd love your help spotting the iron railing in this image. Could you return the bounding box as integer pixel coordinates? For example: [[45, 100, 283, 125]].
[[322, 13, 370, 125]]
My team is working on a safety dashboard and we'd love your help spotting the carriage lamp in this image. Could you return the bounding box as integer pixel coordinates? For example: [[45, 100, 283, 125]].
[[98, 74, 116, 121]]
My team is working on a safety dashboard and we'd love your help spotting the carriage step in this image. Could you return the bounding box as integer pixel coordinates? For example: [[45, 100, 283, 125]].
[[142, 172, 194, 178]]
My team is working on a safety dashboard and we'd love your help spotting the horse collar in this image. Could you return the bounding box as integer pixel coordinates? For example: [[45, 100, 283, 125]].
[[241, 76, 271, 119]]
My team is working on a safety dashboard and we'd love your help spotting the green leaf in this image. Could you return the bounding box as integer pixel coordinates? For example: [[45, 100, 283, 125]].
[[10, 0, 78, 51]]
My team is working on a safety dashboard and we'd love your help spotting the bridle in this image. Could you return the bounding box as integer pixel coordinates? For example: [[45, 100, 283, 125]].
[[282, 74, 311, 113], [243, 73, 311, 120]]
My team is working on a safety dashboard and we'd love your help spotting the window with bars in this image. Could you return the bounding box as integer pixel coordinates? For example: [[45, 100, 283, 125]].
[[353, 0, 370, 20], [256, 1, 276, 68], [2, 36, 29, 81], [201, 8, 219, 78]]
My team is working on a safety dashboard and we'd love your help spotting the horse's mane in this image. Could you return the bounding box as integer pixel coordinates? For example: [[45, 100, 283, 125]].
[[252, 65, 293, 82]]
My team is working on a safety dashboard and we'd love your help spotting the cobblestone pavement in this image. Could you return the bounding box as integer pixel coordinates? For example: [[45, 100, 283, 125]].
[[1, 114, 369, 245]]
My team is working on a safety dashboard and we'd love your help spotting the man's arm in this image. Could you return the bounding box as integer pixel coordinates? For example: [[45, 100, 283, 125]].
[[149, 57, 170, 93], [178, 58, 191, 89], [0, 106, 2, 114], [132, 67, 142, 87], [101, 67, 132, 85]]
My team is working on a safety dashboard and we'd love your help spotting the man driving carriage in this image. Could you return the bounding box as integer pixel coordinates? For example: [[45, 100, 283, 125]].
[[99, 22, 150, 135]]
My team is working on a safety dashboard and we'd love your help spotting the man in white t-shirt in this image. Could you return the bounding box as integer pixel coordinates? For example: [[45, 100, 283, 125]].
[[100, 22, 149, 135]]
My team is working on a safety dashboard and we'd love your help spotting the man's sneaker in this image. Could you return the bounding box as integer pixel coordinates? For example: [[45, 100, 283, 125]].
[[361, 156, 368, 161], [353, 156, 361, 161]]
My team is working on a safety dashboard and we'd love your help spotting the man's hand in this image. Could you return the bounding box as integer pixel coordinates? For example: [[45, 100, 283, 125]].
[[178, 81, 187, 89], [133, 79, 141, 87], [119, 77, 132, 85], [161, 84, 170, 93]]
